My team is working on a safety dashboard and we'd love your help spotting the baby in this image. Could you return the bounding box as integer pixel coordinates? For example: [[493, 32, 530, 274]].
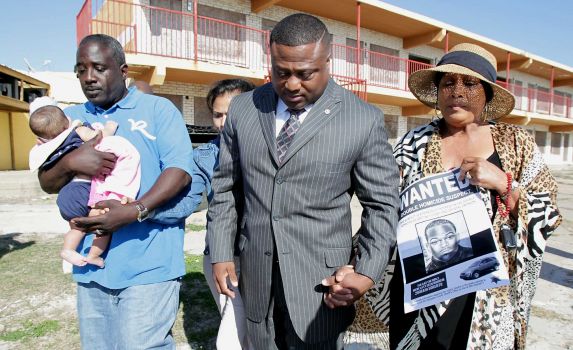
[[29, 104, 141, 268]]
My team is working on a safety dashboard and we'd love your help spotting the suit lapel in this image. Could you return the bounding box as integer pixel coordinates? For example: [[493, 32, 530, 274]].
[[279, 79, 342, 166], [256, 84, 280, 166]]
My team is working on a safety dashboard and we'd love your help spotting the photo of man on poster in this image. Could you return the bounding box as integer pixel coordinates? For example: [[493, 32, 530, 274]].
[[421, 217, 473, 273]]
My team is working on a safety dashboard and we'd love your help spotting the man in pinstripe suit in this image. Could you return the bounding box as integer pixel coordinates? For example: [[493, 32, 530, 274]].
[[207, 14, 399, 349]]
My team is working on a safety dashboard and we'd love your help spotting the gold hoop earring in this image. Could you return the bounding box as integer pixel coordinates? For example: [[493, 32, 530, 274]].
[[432, 101, 440, 122], [481, 105, 489, 123]]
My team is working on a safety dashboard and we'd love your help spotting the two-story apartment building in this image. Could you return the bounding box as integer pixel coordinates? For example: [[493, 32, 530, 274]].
[[76, 0, 573, 164]]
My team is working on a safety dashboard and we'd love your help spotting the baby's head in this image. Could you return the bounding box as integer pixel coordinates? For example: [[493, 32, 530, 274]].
[[29, 105, 69, 141]]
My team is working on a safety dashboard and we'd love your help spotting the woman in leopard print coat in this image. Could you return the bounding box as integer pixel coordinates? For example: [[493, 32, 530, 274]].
[[344, 43, 561, 350]]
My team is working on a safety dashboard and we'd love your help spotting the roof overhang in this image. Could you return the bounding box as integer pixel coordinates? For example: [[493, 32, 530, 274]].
[[269, 0, 573, 87], [0, 65, 50, 112], [0, 65, 50, 90]]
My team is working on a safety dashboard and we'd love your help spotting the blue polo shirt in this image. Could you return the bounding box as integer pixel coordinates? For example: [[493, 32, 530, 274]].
[[65, 87, 193, 288]]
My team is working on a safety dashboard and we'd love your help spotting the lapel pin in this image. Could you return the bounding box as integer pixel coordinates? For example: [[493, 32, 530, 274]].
[[325, 109, 331, 114]]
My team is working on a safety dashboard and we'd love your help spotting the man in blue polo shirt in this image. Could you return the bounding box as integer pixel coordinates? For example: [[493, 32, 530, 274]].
[[38, 34, 193, 349]]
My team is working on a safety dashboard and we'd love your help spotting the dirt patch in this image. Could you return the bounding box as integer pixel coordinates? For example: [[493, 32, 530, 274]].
[[531, 305, 571, 323], [0, 234, 79, 349], [0, 234, 218, 349]]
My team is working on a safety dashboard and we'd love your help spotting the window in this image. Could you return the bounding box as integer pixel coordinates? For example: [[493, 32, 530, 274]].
[[554, 90, 568, 116], [564, 134, 570, 161], [370, 44, 399, 57], [383, 114, 399, 140], [149, 0, 184, 35], [530, 84, 551, 114], [0, 73, 19, 99], [195, 4, 246, 41], [551, 133, 562, 155], [261, 18, 278, 32], [151, 0, 181, 10], [408, 54, 432, 64], [346, 38, 367, 64], [369, 44, 400, 70], [408, 54, 432, 76], [156, 93, 183, 113], [24, 88, 47, 103], [189, 5, 248, 65], [368, 44, 401, 88], [509, 79, 525, 110], [535, 131, 547, 153], [194, 4, 246, 25], [193, 96, 212, 126], [407, 116, 430, 131]]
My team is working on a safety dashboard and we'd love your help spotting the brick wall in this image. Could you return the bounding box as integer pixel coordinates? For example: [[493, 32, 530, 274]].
[[153, 81, 209, 124]]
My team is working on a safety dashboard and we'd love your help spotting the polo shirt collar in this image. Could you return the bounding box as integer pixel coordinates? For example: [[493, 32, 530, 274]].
[[84, 86, 140, 114]]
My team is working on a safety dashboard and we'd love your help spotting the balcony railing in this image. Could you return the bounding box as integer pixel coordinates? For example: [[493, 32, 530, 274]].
[[77, 0, 572, 119], [78, 0, 270, 71], [330, 44, 432, 91], [497, 81, 572, 118]]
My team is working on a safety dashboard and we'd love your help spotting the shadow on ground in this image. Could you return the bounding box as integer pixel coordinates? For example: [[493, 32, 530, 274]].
[[545, 246, 573, 260], [0, 233, 35, 259], [539, 261, 573, 289], [179, 257, 219, 349]]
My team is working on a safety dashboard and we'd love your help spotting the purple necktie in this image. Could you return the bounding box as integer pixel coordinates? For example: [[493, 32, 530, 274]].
[[276, 108, 304, 163]]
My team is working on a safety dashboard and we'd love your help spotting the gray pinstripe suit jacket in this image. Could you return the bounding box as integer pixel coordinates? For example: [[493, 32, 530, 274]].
[[207, 79, 399, 343]]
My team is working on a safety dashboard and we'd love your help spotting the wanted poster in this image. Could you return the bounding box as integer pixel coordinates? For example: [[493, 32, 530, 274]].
[[397, 168, 509, 312]]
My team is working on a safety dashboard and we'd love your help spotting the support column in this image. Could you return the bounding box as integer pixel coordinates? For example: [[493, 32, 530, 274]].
[[506, 52, 511, 86], [397, 115, 408, 137], [550, 67, 555, 115], [444, 31, 449, 53], [356, 2, 361, 80], [193, 0, 198, 62]]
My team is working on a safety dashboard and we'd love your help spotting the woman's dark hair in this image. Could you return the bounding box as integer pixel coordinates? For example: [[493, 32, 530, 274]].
[[206, 79, 256, 113], [434, 72, 494, 102]]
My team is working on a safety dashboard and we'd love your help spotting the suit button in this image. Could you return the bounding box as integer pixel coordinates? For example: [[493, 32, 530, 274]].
[[273, 216, 279, 221], [264, 251, 272, 256]]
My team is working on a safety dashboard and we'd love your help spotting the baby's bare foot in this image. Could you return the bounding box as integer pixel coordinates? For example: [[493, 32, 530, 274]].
[[86, 256, 105, 268], [61, 249, 87, 267]]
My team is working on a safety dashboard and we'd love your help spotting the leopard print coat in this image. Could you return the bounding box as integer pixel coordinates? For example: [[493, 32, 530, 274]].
[[344, 120, 561, 350]]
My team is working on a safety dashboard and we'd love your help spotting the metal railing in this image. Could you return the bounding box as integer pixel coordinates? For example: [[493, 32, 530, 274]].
[[79, 0, 270, 71], [330, 44, 432, 91], [77, 0, 572, 119], [497, 81, 572, 118], [331, 74, 367, 101]]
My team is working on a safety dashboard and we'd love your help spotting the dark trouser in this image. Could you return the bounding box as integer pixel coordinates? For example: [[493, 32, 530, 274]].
[[246, 261, 344, 350]]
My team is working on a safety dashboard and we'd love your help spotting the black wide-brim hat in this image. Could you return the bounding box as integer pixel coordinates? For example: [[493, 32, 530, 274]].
[[408, 43, 515, 120]]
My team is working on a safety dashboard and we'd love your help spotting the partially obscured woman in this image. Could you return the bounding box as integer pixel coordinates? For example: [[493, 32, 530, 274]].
[[195, 79, 255, 350]]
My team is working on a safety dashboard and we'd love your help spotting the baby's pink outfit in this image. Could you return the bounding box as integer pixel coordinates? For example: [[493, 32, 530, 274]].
[[88, 136, 141, 207]]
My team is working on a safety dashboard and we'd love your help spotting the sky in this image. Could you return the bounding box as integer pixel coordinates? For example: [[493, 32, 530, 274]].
[[0, 1, 85, 72], [380, 0, 573, 67], [1, 0, 572, 73]]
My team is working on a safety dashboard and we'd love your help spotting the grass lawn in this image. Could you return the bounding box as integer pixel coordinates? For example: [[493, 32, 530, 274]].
[[0, 233, 219, 349]]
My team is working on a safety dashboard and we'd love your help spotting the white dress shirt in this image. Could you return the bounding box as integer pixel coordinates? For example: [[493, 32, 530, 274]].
[[275, 99, 314, 137]]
